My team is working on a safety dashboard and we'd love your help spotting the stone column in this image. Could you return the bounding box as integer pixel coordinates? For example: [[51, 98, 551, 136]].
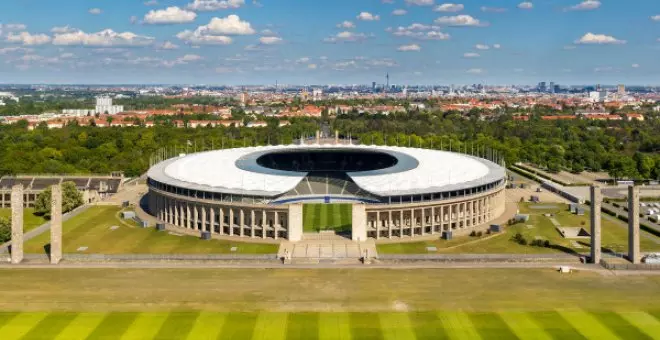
[[399, 210, 404, 236], [421, 208, 426, 235], [274, 211, 279, 240], [10, 185, 24, 265], [262, 210, 267, 239], [186, 204, 192, 229], [250, 210, 256, 238], [628, 185, 641, 264], [387, 211, 393, 238], [193, 205, 199, 231], [219, 208, 225, 235], [410, 209, 415, 236], [209, 207, 216, 234], [175, 201, 180, 226], [375, 211, 381, 239], [430, 207, 436, 234], [239, 209, 245, 237], [287, 204, 303, 242], [590, 186, 602, 264], [50, 185, 63, 265], [352, 204, 367, 242], [167, 199, 173, 224], [201, 206, 207, 232], [229, 209, 234, 236]]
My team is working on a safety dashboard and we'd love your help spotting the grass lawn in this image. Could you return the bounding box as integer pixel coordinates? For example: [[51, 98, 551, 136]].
[[0, 208, 48, 233], [303, 203, 352, 233], [378, 203, 660, 255], [1, 268, 660, 338], [22, 206, 278, 255]]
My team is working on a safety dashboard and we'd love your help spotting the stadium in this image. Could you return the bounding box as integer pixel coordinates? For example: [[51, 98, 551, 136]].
[[146, 143, 507, 242]]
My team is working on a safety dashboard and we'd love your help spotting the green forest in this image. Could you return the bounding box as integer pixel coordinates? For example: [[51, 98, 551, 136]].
[[0, 110, 659, 180]]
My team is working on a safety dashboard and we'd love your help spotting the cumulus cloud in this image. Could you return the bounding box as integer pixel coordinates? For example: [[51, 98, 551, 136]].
[[466, 68, 483, 74], [397, 44, 421, 52], [392, 9, 407, 16], [176, 30, 232, 45], [144, 7, 197, 24], [52, 29, 155, 47], [51, 25, 76, 34], [6, 31, 51, 46], [405, 0, 434, 6], [463, 52, 479, 58], [0, 23, 27, 33], [388, 24, 450, 40], [176, 15, 254, 44], [337, 21, 355, 29], [357, 12, 380, 21], [475, 44, 489, 50], [89, 8, 102, 15], [575, 32, 626, 45], [187, 0, 245, 11], [565, 0, 601, 11], [324, 31, 371, 43], [651, 15, 660, 21], [259, 36, 282, 44], [493, 44, 501, 49], [518, 2, 533, 10], [434, 15, 484, 26], [159, 41, 179, 49], [434, 3, 464, 12]]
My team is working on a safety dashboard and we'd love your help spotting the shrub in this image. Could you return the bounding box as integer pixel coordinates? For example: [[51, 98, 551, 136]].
[[0, 217, 10, 244], [470, 231, 477, 237], [543, 240, 551, 247]]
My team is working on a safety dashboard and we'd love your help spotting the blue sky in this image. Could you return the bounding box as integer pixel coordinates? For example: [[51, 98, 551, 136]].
[[0, 0, 658, 85]]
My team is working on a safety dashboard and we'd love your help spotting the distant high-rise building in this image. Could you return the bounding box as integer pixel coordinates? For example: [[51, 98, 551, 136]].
[[240, 92, 248, 106], [549, 82, 555, 93], [538, 82, 547, 93], [312, 89, 323, 101], [617, 84, 626, 95], [386, 73, 390, 90], [372, 82, 376, 91], [553, 85, 560, 93], [95, 96, 123, 115]]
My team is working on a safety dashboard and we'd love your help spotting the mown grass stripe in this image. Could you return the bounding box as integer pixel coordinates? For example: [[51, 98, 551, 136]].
[[499, 311, 552, 340], [319, 205, 329, 230], [618, 311, 660, 339], [20, 312, 78, 340], [287, 312, 319, 340], [379, 313, 416, 340], [0, 312, 48, 340], [54, 313, 106, 340], [438, 311, 481, 340], [84, 312, 138, 340], [468, 312, 518, 340], [529, 311, 586, 340], [221, 313, 258, 339], [559, 310, 619, 340], [328, 204, 337, 229], [313, 204, 322, 231], [185, 312, 226, 340], [154, 311, 200, 340], [350, 312, 383, 340], [590, 311, 652, 340], [120, 312, 168, 340], [0, 313, 19, 332], [319, 313, 351, 340], [409, 311, 449, 340], [252, 312, 287, 340]]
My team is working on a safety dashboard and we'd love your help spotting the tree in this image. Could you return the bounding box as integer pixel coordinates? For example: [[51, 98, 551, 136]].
[[0, 217, 10, 244], [34, 181, 84, 218]]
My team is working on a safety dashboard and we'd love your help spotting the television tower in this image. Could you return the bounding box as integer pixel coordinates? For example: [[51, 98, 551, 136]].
[[386, 73, 390, 89]]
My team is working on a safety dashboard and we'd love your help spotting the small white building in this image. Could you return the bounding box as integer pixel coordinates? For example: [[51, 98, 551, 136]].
[[95, 96, 124, 115]]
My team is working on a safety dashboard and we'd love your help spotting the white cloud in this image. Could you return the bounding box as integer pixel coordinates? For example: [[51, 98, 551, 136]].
[[337, 21, 355, 29], [493, 44, 501, 49], [517, 2, 533, 10], [0, 46, 33, 54], [392, 9, 407, 16], [466, 68, 483, 74], [565, 0, 601, 11], [405, 0, 434, 6], [177, 30, 232, 45], [324, 31, 370, 43], [159, 41, 179, 49], [463, 52, 479, 58], [434, 3, 464, 12], [53, 29, 154, 47], [144, 7, 197, 24], [357, 12, 380, 21], [187, 0, 245, 11], [51, 26, 76, 34], [397, 44, 421, 52], [89, 8, 102, 15], [259, 36, 282, 44], [651, 15, 660, 21], [575, 32, 626, 45], [0, 23, 27, 32], [201, 15, 255, 35], [594, 66, 613, 72], [6, 32, 51, 46], [632, 64, 640, 68], [475, 44, 489, 50], [179, 54, 203, 62], [307, 64, 317, 69], [434, 15, 484, 26], [389, 24, 450, 40]]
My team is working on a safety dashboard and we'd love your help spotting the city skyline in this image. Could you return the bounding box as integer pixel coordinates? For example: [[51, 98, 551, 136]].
[[0, 0, 659, 85]]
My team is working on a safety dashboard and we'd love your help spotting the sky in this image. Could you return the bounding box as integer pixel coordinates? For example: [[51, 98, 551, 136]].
[[0, 0, 659, 85]]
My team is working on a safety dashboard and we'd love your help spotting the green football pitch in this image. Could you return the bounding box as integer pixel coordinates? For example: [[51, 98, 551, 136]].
[[1, 310, 659, 339], [303, 203, 352, 233]]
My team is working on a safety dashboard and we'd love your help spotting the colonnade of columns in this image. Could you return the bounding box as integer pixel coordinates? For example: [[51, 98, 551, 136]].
[[149, 191, 290, 240], [365, 188, 506, 239]]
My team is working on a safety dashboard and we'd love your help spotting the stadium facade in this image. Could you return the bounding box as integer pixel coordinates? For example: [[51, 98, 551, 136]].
[[147, 144, 507, 242]]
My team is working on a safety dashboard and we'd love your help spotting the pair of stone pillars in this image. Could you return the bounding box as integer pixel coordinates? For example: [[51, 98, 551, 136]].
[[10, 184, 62, 265], [589, 185, 640, 264]]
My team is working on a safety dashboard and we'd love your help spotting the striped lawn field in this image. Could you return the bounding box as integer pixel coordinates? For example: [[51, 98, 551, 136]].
[[0, 208, 48, 232], [22, 206, 278, 255], [303, 204, 352, 233], [0, 310, 658, 340]]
